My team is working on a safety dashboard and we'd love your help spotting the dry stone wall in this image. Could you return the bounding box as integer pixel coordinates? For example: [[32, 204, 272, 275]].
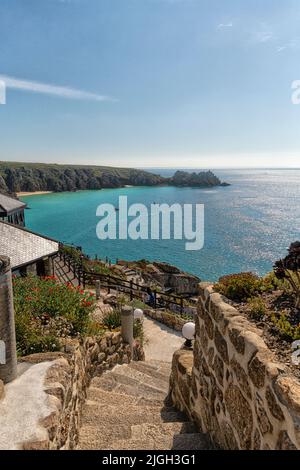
[[145, 308, 187, 332], [19, 332, 142, 450], [169, 282, 300, 450]]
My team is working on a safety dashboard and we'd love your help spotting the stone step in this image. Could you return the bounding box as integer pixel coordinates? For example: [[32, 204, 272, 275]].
[[101, 432, 210, 450], [82, 401, 188, 427], [91, 371, 168, 400], [130, 422, 196, 441], [128, 361, 171, 383], [113, 364, 169, 392], [87, 385, 166, 408]]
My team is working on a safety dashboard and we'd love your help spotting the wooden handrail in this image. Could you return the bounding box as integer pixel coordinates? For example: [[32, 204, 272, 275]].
[[59, 248, 188, 314]]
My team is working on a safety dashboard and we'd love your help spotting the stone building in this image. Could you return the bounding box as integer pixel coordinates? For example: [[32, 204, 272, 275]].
[[0, 221, 59, 276], [0, 193, 26, 226]]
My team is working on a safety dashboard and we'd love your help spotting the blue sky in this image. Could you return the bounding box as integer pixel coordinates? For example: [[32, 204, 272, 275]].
[[0, 0, 300, 168]]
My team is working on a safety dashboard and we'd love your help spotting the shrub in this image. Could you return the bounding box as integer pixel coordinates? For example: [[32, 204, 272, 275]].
[[13, 275, 96, 356], [103, 309, 121, 330], [274, 241, 300, 308], [248, 297, 267, 320], [215, 272, 263, 301], [271, 312, 300, 341]]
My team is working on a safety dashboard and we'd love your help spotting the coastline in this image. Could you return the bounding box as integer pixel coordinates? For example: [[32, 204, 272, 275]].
[[17, 191, 53, 197]]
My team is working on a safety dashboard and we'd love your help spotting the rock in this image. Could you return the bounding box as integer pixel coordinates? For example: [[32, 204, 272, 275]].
[[276, 431, 298, 450], [228, 326, 246, 355], [140, 261, 200, 295], [97, 352, 106, 363], [255, 393, 273, 435], [224, 383, 253, 449], [274, 376, 300, 414], [265, 386, 284, 421], [214, 326, 229, 365], [248, 352, 267, 389], [103, 294, 118, 306], [230, 358, 252, 399], [213, 355, 224, 387]]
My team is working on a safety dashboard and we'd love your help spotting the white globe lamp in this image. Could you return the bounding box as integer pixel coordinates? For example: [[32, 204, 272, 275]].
[[134, 308, 144, 320], [182, 322, 195, 348]]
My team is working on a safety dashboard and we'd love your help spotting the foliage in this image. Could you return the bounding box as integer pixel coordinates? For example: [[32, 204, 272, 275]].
[[102, 309, 121, 330], [274, 241, 300, 309], [0, 162, 164, 193], [13, 275, 96, 356], [215, 272, 263, 301], [271, 312, 300, 341], [248, 297, 267, 321], [133, 319, 144, 345]]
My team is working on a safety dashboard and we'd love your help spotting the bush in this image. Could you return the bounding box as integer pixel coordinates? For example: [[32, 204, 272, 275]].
[[103, 309, 122, 330], [274, 241, 300, 308], [13, 275, 96, 356], [271, 312, 300, 341], [248, 297, 267, 321], [215, 272, 263, 301]]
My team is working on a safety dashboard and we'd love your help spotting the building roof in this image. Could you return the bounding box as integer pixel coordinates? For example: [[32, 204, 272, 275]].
[[0, 193, 26, 214], [0, 221, 59, 269]]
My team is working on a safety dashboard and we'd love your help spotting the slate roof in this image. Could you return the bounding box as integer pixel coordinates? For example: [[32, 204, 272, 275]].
[[0, 221, 59, 269], [0, 193, 26, 214]]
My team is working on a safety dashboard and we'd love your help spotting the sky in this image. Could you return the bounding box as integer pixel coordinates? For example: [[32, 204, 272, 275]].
[[0, 0, 300, 168]]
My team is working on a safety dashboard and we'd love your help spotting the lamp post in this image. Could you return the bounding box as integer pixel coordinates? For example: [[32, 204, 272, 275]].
[[133, 308, 144, 321], [182, 322, 195, 349]]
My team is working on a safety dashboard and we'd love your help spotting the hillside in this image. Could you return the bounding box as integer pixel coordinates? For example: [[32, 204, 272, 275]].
[[0, 162, 164, 193], [0, 162, 228, 193]]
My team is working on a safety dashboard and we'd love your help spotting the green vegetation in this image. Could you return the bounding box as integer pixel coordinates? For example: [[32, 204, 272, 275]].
[[271, 312, 300, 341], [0, 161, 163, 193], [13, 275, 98, 356], [215, 272, 264, 301], [170, 170, 226, 187], [248, 297, 267, 321], [274, 241, 300, 308], [0, 161, 227, 193]]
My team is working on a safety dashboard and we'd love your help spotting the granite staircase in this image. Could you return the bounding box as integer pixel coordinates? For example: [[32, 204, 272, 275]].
[[78, 359, 210, 450]]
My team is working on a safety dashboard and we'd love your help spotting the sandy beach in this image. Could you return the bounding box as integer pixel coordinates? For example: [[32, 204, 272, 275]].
[[17, 191, 53, 197]]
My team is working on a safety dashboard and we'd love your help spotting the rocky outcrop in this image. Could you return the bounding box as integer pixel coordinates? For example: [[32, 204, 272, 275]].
[[141, 261, 200, 296], [0, 162, 164, 193], [168, 170, 229, 188], [0, 163, 229, 193]]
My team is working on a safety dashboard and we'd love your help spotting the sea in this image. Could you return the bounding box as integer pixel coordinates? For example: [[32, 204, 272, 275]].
[[20, 169, 300, 282]]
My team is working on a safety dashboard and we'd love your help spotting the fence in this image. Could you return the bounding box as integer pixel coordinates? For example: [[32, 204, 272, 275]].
[[58, 247, 189, 316]]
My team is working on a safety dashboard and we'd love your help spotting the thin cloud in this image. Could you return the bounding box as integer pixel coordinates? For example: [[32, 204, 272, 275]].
[[0, 74, 116, 102], [277, 39, 300, 53], [217, 23, 233, 30]]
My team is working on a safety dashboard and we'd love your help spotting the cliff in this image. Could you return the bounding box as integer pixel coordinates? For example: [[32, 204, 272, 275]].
[[0, 162, 164, 193], [0, 162, 229, 193], [169, 170, 229, 187]]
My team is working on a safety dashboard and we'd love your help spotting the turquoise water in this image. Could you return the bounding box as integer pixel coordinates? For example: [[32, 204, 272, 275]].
[[21, 169, 300, 281]]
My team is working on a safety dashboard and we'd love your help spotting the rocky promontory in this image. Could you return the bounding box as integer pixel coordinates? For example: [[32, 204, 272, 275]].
[[0, 162, 229, 193], [168, 170, 230, 187]]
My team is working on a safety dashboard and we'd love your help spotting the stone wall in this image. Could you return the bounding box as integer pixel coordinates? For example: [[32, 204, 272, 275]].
[[145, 308, 187, 332], [169, 282, 300, 450], [19, 332, 142, 450]]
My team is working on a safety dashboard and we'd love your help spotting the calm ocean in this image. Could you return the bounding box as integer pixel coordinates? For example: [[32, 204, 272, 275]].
[[20, 169, 300, 282]]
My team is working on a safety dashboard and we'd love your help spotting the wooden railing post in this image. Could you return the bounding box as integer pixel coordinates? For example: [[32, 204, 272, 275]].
[[95, 280, 101, 300], [0, 256, 17, 384], [130, 280, 133, 300]]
